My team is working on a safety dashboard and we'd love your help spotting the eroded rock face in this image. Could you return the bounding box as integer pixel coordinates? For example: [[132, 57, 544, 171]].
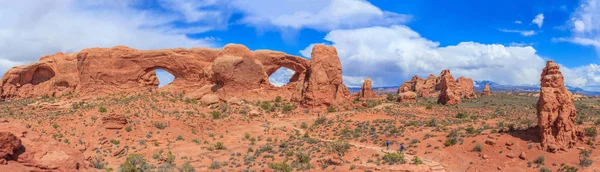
[[0, 132, 22, 160], [358, 78, 376, 99], [483, 83, 491, 96], [102, 113, 128, 130], [0, 44, 348, 107], [300, 44, 350, 106], [0, 120, 92, 171], [437, 70, 461, 105], [456, 76, 477, 99], [398, 87, 417, 103], [537, 60, 581, 152], [420, 74, 438, 97]]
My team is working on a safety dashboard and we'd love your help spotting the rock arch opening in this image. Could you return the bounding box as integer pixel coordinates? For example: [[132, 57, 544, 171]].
[[31, 67, 55, 85], [154, 69, 175, 88], [268, 67, 295, 87]]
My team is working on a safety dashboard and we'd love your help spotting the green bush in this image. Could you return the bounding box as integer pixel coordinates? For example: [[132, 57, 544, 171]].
[[534, 155, 545, 165], [215, 142, 227, 150], [90, 156, 107, 169], [153, 122, 168, 129], [98, 106, 107, 113], [382, 152, 406, 164], [118, 154, 152, 172], [327, 106, 336, 113], [472, 144, 482, 152], [270, 162, 292, 172], [412, 156, 422, 165], [584, 127, 597, 138]]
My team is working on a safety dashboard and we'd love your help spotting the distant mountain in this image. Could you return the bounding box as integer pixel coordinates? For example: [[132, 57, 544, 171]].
[[348, 80, 600, 96]]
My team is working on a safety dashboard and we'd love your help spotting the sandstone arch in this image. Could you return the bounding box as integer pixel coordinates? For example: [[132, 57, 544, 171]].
[[1, 44, 350, 107]]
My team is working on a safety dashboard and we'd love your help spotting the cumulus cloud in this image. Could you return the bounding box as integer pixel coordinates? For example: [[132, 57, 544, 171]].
[[562, 64, 600, 91], [0, 0, 219, 76], [229, 0, 411, 31], [304, 25, 546, 87], [559, 0, 600, 52], [532, 13, 544, 28], [515, 20, 522, 24], [499, 29, 537, 36], [268, 68, 296, 87]]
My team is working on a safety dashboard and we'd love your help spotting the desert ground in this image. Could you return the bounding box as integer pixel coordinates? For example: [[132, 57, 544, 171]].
[[1, 90, 599, 172]]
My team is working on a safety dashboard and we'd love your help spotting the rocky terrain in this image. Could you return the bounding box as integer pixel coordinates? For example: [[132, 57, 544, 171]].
[[0, 45, 599, 172]]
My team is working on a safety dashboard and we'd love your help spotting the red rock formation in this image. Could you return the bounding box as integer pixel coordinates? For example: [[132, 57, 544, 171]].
[[420, 74, 437, 97], [102, 113, 128, 130], [0, 44, 349, 107], [456, 76, 477, 99], [0, 120, 93, 171], [0, 132, 22, 161], [482, 83, 491, 96], [398, 75, 424, 94], [398, 87, 417, 103], [437, 70, 461, 105], [300, 45, 350, 106], [537, 60, 581, 152], [358, 78, 376, 99]]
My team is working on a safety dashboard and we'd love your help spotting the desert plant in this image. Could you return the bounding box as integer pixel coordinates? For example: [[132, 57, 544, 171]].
[[118, 154, 152, 172], [90, 156, 107, 169], [382, 152, 406, 164], [270, 162, 292, 172], [472, 144, 482, 152]]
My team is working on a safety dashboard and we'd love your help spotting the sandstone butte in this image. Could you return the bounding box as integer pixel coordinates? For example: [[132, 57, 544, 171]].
[[398, 86, 417, 103], [357, 78, 377, 100], [398, 69, 475, 105], [0, 44, 350, 108], [482, 83, 491, 96], [537, 60, 583, 152]]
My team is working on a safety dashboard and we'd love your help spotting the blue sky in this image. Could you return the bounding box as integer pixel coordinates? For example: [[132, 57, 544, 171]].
[[1, 0, 600, 91]]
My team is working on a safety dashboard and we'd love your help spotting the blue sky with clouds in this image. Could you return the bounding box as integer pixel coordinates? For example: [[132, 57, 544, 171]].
[[1, 0, 600, 91]]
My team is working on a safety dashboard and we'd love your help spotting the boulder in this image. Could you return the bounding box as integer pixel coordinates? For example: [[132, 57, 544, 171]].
[[398, 87, 417, 103], [358, 78, 376, 99], [537, 60, 581, 152], [0, 132, 22, 159], [200, 94, 220, 105], [437, 70, 461, 105]]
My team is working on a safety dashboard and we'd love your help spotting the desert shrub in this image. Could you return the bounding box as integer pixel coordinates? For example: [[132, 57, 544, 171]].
[[382, 152, 406, 164], [209, 161, 221, 169], [275, 96, 282, 103], [534, 155, 545, 165], [558, 165, 578, 172], [584, 127, 597, 138], [327, 106, 336, 113], [98, 106, 107, 113], [215, 142, 226, 150], [178, 162, 195, 172], [539, 167, 552, 172], [579, 149, 593, 168], [90, 156, 107, 169], [118, 154, 153, 172], [153, 122, 168, 129], [412, 156, 422, 165], [472, 144, 482, 152], [270, 162, 292, 172], [330, 141, 351, 156], [210, 111, 222, 119], [455, 113, 468, 119], [313, 116, 327, 126]]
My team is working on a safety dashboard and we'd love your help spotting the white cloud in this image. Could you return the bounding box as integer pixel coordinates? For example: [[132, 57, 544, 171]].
[[532, 13, 544, 28], [509, 42, 535, 47], [0, 0, 219, 76], [561, 0, 600, 52], [515, 20, 522, 24], [562, 64, 600, 91], [307, 25, 546, 87], [229, 0, 411, 31], [306, 25, 600, 91], [268, 67, 295, 87], [499, 29, 537, 36]]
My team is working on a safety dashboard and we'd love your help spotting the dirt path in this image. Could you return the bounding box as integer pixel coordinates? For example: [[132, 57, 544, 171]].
[[292, 126, 447, 172]]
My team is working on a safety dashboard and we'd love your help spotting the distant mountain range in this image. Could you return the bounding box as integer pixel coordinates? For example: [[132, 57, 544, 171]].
[[348, 80, 600, 96]]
